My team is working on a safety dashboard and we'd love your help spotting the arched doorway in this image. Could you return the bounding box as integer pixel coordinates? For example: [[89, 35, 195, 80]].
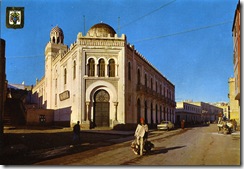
[[144, 100, 148, 124], [94, 89, 110, 127], [151, 103, 153, 124], [137, 99, 141, 124], [156, 104, 158, 124]]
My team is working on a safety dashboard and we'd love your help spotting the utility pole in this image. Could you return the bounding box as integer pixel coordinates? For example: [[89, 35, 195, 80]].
[[83, 15, 86, 35], [118, 17, 120, 36]]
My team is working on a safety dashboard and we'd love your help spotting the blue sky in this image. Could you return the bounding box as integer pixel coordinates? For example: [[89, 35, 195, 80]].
[[0, 0, 239, 103]]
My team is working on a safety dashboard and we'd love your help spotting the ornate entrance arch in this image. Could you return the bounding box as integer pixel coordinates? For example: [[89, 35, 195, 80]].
[[94, 90, 110, 127]]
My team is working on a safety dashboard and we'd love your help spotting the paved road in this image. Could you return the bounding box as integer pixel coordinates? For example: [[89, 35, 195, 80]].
[[35, 124, 240, 166]]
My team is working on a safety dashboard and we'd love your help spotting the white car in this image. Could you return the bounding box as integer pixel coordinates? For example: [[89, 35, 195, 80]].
[[157, 121, 174, 131]]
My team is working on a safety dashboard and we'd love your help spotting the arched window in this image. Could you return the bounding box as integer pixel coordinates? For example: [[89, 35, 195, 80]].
[[156, 81, 158, 93], [164, 107, 166, 120], [151, 78, 153, 90], [169, 109, 172, 122], [160, 84, 162, 95], [128, 62, 131, 80], [64, 68, 67, 85], [73, 60, 76, 79], [98, 59, 105, 77], [55, 94, 57, 106], [160, 106, 162, 122], [145, 74, 147, 87], [151, 103, 153, 124], [167, 108, 169, 121], [88, 58, 95, 76], [137, 69, 141, 85], [55, 78, 57, 88], [156, 104, 158, 124], [52, 37, 55, 43], [57, 37, 60, 44], [144, 100, 148, 124], [137, 99, 141, 123], [108, 59, 115, 77]]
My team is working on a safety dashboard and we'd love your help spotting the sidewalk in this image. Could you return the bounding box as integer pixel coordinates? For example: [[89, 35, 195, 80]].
[[82, 129, 135, 136], [1, 127, 136, 165]]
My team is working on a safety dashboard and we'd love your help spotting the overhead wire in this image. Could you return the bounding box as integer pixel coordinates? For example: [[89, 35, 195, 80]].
[[4, 0, 177, 59], [6, 0, 232, 58], [119, 0, 233, 44], [132, 20, 233, 43], [7, 20, 232, 58], [120, 0, 176, 29]]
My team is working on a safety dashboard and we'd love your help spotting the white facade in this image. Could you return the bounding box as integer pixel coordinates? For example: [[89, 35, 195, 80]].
[[32, 23, 176, 129], [190, 101, 223, 123]]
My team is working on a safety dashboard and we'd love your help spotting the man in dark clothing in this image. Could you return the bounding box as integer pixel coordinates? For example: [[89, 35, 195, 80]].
[[73, 121, 81, 144]]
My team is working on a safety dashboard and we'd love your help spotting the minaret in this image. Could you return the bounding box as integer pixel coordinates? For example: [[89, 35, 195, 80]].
[[44, 26, 67, 108]]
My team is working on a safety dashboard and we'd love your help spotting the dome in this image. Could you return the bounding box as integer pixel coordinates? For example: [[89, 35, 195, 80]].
[[51, 26, 64, 36], [87, 23, 116, 37], [50, 26, 64, 44]]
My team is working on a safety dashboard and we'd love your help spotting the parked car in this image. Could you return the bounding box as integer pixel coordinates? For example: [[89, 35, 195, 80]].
[[157, 121, 174, 131]]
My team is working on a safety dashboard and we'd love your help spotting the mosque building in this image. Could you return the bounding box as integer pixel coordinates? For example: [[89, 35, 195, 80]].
[[32, 22, 176, 129]]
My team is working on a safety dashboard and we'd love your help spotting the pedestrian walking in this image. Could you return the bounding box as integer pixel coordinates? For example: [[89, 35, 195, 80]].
[[134, 117, 149, 155], [73, 121, 81, 145], [181, 120, 185, 129]]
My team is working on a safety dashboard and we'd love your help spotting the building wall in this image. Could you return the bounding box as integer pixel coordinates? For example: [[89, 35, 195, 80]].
[[124, 44, 176, 125], [51, 47, 80, 126], [213, 102, 229, 119], [232, 1, 240, 104], [26, 109, 54, 125], [189, 101, 223, 122], [175, 102, 202, 125], [32, 77, 45, 108], [228, 78, 240, 126]]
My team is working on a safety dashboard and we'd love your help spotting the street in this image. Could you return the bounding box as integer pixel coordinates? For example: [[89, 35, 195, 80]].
[[35, 124, 240, 166]]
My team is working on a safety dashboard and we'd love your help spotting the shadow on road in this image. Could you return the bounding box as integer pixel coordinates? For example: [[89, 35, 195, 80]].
[[1, 129, 129, 165], [148, 145, 186, 155]]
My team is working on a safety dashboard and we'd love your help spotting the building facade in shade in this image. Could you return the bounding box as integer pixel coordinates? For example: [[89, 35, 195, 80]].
[[175, 102, 202, 126], [32, 23, 176, 129], [228, 78, 240, 126], [232, 1, 240, 105]]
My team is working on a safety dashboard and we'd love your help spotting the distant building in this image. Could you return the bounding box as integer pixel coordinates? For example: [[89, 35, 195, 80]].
[[32, 23, 176, 129], [175, 102, 202, 126], [228, 78, 240, 126], [232, 1, 240, 105], [184, 101, 223, 123], [7, 83, 33, 102], [213, 102, 229, 119]]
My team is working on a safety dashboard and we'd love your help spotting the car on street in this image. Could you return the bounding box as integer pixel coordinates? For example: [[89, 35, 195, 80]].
[[157, 121, 174, 131]]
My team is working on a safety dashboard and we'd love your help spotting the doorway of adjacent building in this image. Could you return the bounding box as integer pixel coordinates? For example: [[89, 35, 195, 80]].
[[94, 89, 110, 127]]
